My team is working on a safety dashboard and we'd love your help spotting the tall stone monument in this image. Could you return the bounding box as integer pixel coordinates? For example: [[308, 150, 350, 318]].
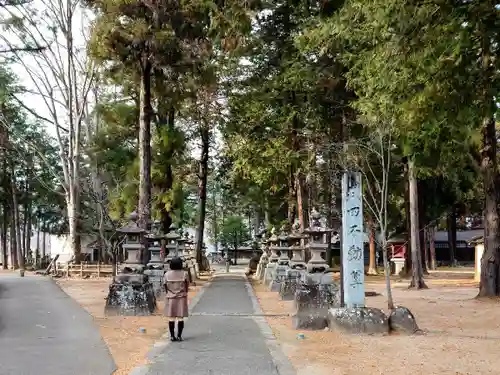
[[341, 171, 365, 308]]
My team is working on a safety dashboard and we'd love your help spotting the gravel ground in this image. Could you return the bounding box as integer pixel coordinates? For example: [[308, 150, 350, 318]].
[[253, 274, 499, 375], [57, 274, 210, 375]]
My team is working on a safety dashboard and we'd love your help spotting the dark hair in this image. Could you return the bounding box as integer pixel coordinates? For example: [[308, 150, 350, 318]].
[[169, 256, 183, 271]]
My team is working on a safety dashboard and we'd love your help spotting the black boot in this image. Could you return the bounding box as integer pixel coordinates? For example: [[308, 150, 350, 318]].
[[177, 321, 184, 341], [169, 321, 177, 342]]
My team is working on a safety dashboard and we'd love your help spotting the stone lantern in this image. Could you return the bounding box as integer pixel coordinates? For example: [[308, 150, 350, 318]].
[[176, 229, 186, 261], [256, 230, 269, 281], [165, 223, 180, 266], [277, 224, 291, 265], [289, 222, 306, 268], [183, 232, 197, 281], [118, 211, 146, 270], [280, 222, 307, 301], [303, 209, 330, 274], [292, 210, 339, 330], [105, 211, 156, 316], [268, 227, 280, 263], [264, 227, 280, 286], [144, 220, 165, 296], [269, 224, 291, 292]]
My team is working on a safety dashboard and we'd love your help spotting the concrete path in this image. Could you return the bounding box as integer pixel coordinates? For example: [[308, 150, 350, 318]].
[[140, 272, 296, 375], [0, 273, 116, 375]]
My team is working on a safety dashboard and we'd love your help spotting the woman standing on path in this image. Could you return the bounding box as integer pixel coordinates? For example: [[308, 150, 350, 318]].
[[163, 257, 189, 342]]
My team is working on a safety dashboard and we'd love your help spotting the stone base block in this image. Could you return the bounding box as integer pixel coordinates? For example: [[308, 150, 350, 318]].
[[144, 269, 164, 297], [292, 307, 329, 330], [113, 273, 149, 285], [388, 306, 420, 334], [279, 280, 297, 301], [269, 280, 282, 292], [328, 307, 389, 335], [105, 282, 157, 316]]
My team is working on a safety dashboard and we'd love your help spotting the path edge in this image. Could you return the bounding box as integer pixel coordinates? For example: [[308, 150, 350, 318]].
[[51, 276, 118, 374], [244, 277, 297, 375], [129, 276, 213, 375]]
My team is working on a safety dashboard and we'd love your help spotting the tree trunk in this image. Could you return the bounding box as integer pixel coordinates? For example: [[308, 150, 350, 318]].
[[36, 217, 40, 267], [67, 194, 80, 263], [477, 10, 500, 297], [380, 234, 394, 310], [23, 198, 33, 257], [1, 199, 7, 269], [403, 161, 412, 275], [418, 180, 428, 274], [138, 59, 153, 263], [295, 173, 308, 229], [428, 225, 437, 270], [287, 168, 297, 223], [42, 224, 46, 261], [158, 107, 175, 233], [10, 216, 17, 269], [11, 170, 24, 270], [447, 209, 457, 266], [368, 216, 378, 275], [22, 197, 28, 258], [478, 115, 500, 296], [194, 125, 210, 267], [408, 159, 427, 289]]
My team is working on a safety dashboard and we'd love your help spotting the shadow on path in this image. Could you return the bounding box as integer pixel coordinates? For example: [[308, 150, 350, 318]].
[[0, 274, 116, 375]]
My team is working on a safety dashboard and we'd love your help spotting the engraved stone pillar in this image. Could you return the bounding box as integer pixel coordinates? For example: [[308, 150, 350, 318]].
[[341, 171, 365, 308]]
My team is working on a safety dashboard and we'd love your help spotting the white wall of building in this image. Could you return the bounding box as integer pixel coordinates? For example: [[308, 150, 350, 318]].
[[29, 232, 94, 263]]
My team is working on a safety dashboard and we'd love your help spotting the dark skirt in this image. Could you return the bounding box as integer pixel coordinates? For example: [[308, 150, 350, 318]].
[[164, 296, 188, 318]]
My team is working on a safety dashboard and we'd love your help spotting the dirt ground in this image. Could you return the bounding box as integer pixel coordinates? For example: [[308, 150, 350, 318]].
[[57, 274, 211, 375], [253, 270, 500, 375]]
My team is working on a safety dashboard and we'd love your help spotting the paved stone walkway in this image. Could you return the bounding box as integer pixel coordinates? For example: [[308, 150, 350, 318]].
[[141, 273, 296, 375], [0, 273, 116, 375]]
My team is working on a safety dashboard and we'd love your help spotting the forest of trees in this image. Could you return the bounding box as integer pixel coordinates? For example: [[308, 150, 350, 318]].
[[0, 0, 499, 296]]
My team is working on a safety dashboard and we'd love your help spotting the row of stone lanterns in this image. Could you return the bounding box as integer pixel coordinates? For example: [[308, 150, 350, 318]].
[[105, 212, 201, 316], [255, 210, 339, 330], [258, 210, 331, 283]]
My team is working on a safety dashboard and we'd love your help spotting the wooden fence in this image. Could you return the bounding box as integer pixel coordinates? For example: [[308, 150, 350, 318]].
[[57, 262, 116, 278]]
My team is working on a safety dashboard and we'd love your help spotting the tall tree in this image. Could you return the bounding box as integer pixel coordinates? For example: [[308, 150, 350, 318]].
[[0, 0, 96, 262]]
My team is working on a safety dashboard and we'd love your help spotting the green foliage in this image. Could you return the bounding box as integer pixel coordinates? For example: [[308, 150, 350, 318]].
[[217, 215, 250, 250]]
